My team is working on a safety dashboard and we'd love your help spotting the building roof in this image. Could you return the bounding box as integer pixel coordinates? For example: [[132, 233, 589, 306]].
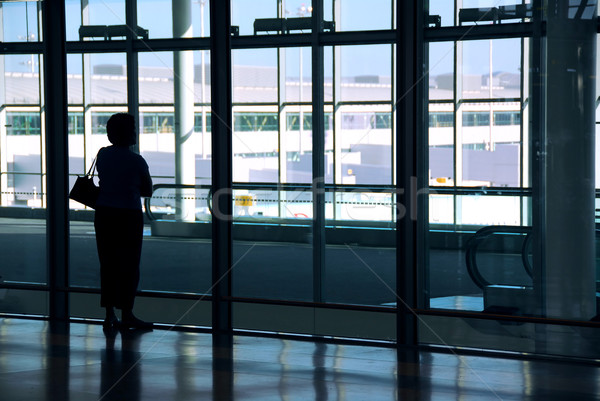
[[2, 66, 521, 105]]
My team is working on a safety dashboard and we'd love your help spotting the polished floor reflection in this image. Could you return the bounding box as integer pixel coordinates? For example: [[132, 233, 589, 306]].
[[1, 318, 600, 400]]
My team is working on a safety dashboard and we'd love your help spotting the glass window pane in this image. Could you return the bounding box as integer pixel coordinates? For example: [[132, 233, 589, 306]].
[[233, 107, 279, 183], [457, 194, 521, 226], [231, 44, 313, 303], [67, 54, 83, 105], [1, 1, 40, 42], [5, 54, 40, 104], [138, 50, 211, 184], [428, 0, 454, 27], [231, 187, 313, 302], [285, 47, 312, 103], [284, 106, 313, 184], [65, 0, 82, 41], [232, 0, 278, 36], [333, 106, 393, 186], [429, 42, 454, 101], [89, 53, 128, 104], [429, 104, 454, 187], [139, 52, 174, 104], [139, 50, 212, 295], [460, 39, 521, 100], [426, 194, 528, 316], [70, 50, 214, 299], [88, 0, 125, 25], [458, 103, 521, 187], [234, 0, 315, 36], [429, 194, 454, 224], [67, 0, 126, 41], [339, 45, 392, 102], [233, 49, 277, 103], [232, 49, 280, 184], [137, 0, 210, 39], [459, 0, 532, 26], [331, 0, 392, 31], [0, 53, 46, 294], [324, 189, 396, 306], [68, 111, 85, 174], [67, 54, 87, 181]]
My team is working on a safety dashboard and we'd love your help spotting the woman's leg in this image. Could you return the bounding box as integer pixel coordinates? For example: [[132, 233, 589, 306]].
[[119, 209, 152, 329], [95, 207, 120, 328]]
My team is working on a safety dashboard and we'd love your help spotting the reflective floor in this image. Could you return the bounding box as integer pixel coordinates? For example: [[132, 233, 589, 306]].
[[1, 319, 600, 400]]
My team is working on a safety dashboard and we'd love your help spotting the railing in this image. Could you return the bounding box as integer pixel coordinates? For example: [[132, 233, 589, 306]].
[[464, 225, 533, 289], [144, 182, 398, 226]]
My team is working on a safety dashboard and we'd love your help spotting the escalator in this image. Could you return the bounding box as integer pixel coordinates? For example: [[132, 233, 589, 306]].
[[466, 225, 600, 318]]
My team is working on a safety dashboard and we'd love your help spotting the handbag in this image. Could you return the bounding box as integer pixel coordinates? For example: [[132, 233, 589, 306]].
[[69, 157, 100, 208]]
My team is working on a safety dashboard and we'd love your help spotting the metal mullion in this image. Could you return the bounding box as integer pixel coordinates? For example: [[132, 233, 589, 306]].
[[0, 42, 44, 54], [81, 1, 93, 176], [232, 31, 397, 50], [519, 35, 525, 224], [425, 22, 534, 42], [319, 30, 396, 45], [457, 97, 522, 104], [42, 0, 69, 321], [396, 0, 422, 347], [280, 101, 313, 108], [530, 0, 545, 320], [233, 34, 312, 49], [277, 45, 284, 217], [453, 33, 460, 228], [125, 0, 140, 150], [336, 100, 395, 106], [0, 7, 5, 207], [133, 37, 211, 51], [232, 102, 280, 107], [66, 41, 128, 53], [312, 0, 325, 304], [210, 0, 233, 335]]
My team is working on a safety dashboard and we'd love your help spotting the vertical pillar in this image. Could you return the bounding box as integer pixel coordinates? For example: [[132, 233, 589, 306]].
[[333, 2, 342, 185], [331, 2, 342, 222], [210, 0, 233, 335], [278, 47, 288, 218], [81, 0, 94, 174], [42, 0, 69, 321], [0, 4, 6, 206], [312, 0, 325, 303], [454, 0, 464, 224], [173, 0, 196, 221], [396, 0, 423, 346], [125, 0, 140, 152], [533, 0, 597, 319], [200, 1, 209, 160]]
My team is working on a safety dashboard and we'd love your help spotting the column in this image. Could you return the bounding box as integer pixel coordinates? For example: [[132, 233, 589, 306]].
[[210, 0, 233, 335], [173, 0, 196, 221], [534, 0, 597, 319], [43, 0, 69, 321]]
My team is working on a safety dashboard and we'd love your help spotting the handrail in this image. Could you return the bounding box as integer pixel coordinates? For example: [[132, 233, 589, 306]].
[[144, 184, 211, 221], [144, 182, 400, 221], [465, 225, 533, 289]]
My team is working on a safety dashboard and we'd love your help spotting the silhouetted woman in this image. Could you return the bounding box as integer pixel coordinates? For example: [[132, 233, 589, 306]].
[[95, 113, 153, 330]]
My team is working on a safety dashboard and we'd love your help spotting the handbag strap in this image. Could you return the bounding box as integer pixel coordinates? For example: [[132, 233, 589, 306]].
[[86, 156, 97, 177]]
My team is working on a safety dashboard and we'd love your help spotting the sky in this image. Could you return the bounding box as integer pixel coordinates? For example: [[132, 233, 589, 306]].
[[2, 0, 522, 78]]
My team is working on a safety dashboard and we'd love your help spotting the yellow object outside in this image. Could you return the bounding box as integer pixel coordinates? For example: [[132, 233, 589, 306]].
[[235, 195, 254, 206]]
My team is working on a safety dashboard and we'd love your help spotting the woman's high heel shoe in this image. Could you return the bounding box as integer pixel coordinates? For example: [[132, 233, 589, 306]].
[[102, 315, 120, 329]]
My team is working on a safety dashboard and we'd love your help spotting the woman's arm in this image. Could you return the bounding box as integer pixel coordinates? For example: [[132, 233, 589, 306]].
[[140, 169, 152, 198], [140, 159, 153, 198]]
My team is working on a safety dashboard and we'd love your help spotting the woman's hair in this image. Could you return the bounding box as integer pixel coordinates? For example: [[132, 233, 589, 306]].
[[106, 113, 136, 146]]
